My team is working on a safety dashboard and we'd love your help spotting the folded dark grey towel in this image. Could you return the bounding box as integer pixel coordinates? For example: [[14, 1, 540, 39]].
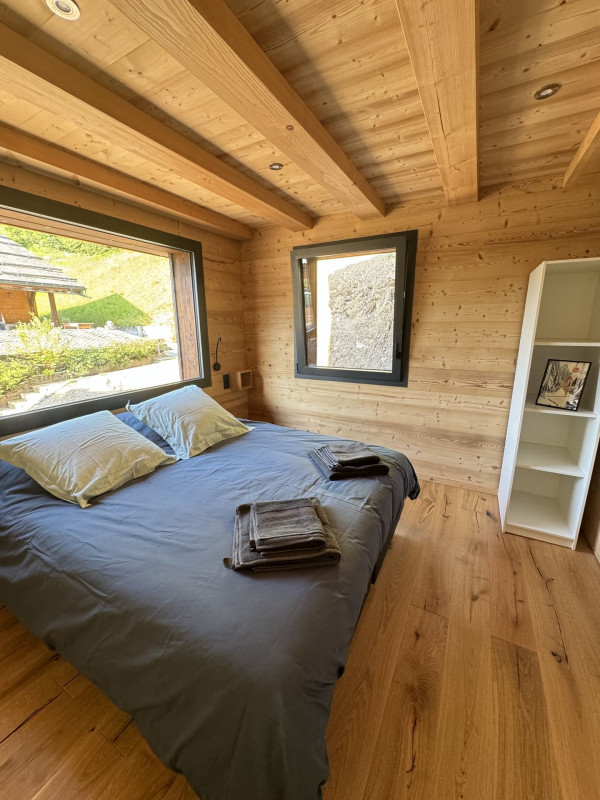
[[320, 442, 381, 468], [227, 499, 340, 572], [250, 498, 326, 552], [310, 448, 389, 481]]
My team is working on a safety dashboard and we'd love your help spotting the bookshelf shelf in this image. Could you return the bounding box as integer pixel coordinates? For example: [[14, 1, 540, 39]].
[[498, 258, 600, 549], [516, 442, 584, 477]]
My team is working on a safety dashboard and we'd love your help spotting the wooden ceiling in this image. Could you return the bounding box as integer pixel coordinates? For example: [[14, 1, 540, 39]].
[[0, 0, 598, 240]]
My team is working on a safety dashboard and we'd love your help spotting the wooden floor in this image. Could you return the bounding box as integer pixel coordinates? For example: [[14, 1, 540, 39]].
[[1, 480, 599, 799]]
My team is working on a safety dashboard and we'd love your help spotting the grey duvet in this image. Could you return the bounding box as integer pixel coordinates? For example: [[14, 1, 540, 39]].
[[0, 414, 419, 800]]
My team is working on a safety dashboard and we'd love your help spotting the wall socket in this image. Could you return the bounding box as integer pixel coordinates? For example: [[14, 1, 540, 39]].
[[223, 373, 230, 390]]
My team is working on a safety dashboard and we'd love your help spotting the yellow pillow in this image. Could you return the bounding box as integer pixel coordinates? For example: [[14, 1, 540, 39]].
[[0, 410, 177, 508]]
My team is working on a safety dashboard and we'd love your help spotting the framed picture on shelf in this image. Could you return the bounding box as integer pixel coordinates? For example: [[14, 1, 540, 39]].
[[536, 359, 592, 412]]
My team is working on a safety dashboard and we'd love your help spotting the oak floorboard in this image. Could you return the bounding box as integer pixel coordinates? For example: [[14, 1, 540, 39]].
[[429, 495, 497, 800], [111, 719, 144, 759], [0, 628, 55, 696], [162, 775, 204, 800], [0, 480, 599, 799], [95, 735, 177, 800], [0, 689, 106, 799], [514, 534, 600, 800], [409, 482, 455, 619], [363, 605, 448, 800], [27, 730, 127, 800], [0, 666, 63, 744], [491, 636, 562, 800], [322, 490, 427, 800], [487, 505, 537, 652]]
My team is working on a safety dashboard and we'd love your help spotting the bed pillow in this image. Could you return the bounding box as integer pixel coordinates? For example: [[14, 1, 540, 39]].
[[0, 410, 177, 508], [126, 385, 250, 459]]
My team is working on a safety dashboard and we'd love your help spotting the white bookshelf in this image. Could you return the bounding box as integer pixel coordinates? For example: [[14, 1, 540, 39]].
[[507, 492, 572, 543], [498, 258, 600, 549], [515, 442, 584, 477], [523, 398, 597, 418]]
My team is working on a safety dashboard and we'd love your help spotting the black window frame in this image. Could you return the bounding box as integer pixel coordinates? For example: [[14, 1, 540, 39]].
[[290, 230, 417, 387], [0, 186, 211, 437]]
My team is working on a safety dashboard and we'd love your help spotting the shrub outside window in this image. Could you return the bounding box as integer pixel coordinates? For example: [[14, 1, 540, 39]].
[[290, 231, 417, 387]]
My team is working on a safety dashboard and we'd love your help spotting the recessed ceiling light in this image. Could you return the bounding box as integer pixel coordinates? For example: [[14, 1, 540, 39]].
[[269, 162, 284, 171], [533, 83, 561, 100], [46, 0, 80, 20]]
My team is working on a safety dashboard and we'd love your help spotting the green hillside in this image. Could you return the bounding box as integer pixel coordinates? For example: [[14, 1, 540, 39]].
[[0, 224, 174, 327], [54, 294, 152, 328]]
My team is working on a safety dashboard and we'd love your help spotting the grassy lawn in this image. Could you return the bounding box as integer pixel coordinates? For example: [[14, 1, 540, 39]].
[[43, 293, 152, 328], [0, 224, 174, 327], [35, 250, 174, 326]]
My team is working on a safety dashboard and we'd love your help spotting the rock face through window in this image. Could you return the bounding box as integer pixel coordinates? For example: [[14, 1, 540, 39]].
[[327, 252, 395, 372], [291, 228, 416, 388]]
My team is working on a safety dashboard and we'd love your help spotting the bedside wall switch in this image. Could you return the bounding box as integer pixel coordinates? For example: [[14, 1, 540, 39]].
[[223, 374, 230, 390]]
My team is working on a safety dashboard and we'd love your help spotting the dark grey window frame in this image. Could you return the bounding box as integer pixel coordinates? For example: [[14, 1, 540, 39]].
[[290, 230, 417, 387], [0, 186, 211, 437]]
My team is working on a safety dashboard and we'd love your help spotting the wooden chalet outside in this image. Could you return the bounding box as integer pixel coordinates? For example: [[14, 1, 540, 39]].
[[0, 233, 86, 327]]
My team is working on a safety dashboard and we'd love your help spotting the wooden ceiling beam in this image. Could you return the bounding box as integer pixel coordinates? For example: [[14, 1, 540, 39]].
[[0, 123, 253, 241], [0, 161, 232, 255], [0, 23, 312, 232], [395, 0, 479, 205], [563, 111, 600, 188], [112, 0, 386, 220]]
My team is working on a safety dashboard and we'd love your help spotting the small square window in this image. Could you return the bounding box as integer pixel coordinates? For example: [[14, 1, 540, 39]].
[[291, 231, 417, 387]]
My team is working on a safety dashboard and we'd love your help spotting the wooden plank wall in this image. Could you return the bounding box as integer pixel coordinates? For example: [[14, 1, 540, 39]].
[[241, 177, 600, 492], [202, 232, 248, 418], [0, 165, 248, 418], [0, 288, 31, 324]]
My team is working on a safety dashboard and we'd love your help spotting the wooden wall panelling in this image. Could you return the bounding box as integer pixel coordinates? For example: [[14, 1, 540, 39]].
[[241, 176, 600, 492]]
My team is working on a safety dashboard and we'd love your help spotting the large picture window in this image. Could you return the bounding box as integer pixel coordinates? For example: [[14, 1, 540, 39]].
[[291, 231, 417, 387], [0, 187, 209, 436]]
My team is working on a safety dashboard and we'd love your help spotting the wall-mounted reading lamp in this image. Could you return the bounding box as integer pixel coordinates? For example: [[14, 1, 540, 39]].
[[213, 336, 222, 371]]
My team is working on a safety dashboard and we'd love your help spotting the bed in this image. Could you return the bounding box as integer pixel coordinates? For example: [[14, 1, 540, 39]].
[[0, 413, 419, 800]]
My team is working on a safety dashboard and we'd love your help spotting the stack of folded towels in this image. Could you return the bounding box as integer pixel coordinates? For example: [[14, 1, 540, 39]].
[[227, 497, 341, 572], [309, 441, 389, 481]]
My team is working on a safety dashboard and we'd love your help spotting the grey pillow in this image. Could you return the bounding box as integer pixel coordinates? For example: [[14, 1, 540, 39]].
[[0, 410, 177, 508], [127, 385, 250, 459]]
